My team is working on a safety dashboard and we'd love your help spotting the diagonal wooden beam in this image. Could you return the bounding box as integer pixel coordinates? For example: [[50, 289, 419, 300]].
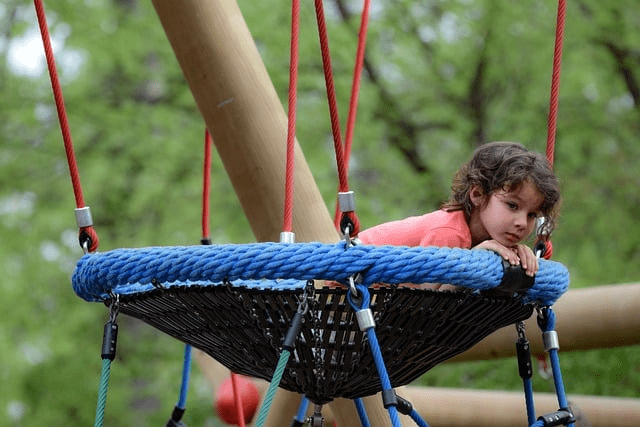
[[149, 0, 399, 425]]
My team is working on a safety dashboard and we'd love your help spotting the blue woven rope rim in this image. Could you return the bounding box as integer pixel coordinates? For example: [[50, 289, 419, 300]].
[[72, 242, 569, 305]]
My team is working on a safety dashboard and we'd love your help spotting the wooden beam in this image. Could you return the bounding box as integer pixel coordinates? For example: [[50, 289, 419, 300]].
[[450, 283, 640, 362], [149, 0, 400, 425], [405, 386, 640, 427]]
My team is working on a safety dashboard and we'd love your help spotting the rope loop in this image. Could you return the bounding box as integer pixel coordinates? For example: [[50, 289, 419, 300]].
[[537, 306, 556, 332], [80, 226, 100, 254], [347, 282, 370, 312]]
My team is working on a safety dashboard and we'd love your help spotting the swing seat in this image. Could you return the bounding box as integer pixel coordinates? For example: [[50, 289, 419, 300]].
[[72, 242, 569, 404]]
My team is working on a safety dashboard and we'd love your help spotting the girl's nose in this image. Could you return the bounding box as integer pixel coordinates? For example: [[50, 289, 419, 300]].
[[514, 212, 528, 228]]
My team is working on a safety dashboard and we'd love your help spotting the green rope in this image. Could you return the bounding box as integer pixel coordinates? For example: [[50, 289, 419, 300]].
[[94, 358, 112, 427], [254, 349, 291, 427]]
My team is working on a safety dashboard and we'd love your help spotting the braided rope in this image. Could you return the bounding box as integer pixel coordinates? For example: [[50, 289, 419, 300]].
[[254, 349, 291, 427], [93, 358, 111, 427], [73, 242, 569, 305]]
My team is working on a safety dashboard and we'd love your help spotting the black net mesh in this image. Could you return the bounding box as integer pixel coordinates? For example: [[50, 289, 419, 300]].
[[111, 285, 532, 404]]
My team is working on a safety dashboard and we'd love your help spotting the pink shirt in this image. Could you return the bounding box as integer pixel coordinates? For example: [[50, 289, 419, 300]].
[[358, 210, 472, 248]]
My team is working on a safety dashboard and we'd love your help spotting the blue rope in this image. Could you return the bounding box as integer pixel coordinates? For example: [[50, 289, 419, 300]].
[[73, 243, 569, 306], [541, 308, 575, 427], [177, 344, 192, 410], [350, 284, 401, 427], [523, 377, 536, 426], [254, 349, 291, 427], [295, 396, 310, 423], [408, 408, 430, 427], [94, 358, 111, 427], [365, 329, 401, 427], [354, 398, 371, 427]]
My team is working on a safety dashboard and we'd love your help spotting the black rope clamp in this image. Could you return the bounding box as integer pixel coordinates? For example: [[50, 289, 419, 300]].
[[165, 407, 186, 427], [382, 389, 413, 415], [515, 322, 533, 380], [101, 294, 119, 361], [537, 408, 575, 426], [282, 309, 305, 352], [283, 281, 313, 351], [493, 259, 535, 296]]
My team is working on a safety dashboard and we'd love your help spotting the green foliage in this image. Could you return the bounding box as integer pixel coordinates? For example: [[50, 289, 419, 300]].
[[1, 0, 639, 425]]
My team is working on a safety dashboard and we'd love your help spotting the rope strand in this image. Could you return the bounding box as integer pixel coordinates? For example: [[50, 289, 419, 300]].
[[202, 130, 213, 242], [546, 0, 567, 168], [34, 0, 99, 252], [282, 0, 301, 233], [314, 0, 347, 193]]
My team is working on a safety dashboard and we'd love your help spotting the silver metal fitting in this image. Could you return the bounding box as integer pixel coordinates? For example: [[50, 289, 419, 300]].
[[542, 330, 560, 352], [338, 191, 355, 212], [75, 206, 93, 228], [536, 216, 553, 236], [280, 231, 295, 243], [356, 308, 375, 331]]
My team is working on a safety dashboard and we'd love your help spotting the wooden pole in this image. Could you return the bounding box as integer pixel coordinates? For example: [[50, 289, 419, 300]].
[[150, 0, 335, 244], [149, 0, 400, 425], [404, 386, 640, 427], [449, 283, 640, 363]]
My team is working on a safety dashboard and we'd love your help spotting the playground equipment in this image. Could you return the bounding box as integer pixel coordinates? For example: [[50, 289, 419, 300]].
[[35, 0, 640, 425]]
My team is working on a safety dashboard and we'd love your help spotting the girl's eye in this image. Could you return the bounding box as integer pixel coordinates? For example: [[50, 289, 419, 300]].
[[528, 212, 540, 219], [506, 201, 518, 210]]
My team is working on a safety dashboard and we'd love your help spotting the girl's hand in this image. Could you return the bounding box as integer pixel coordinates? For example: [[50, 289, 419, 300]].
[[473, 240, 538, 277], [513, 243, 539, 277]]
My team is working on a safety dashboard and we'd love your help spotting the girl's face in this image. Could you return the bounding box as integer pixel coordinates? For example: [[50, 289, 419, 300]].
[[470, 180, 544, 247]]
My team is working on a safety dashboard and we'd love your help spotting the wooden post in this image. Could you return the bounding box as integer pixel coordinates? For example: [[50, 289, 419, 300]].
[[449, 283, 640, 362], [150, 0, 335, 244], [149, 0, 399, 425], [404, 386, 640, 427]]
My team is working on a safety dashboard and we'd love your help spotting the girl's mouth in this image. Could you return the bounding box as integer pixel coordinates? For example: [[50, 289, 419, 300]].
[[505, 232, 521, 243]]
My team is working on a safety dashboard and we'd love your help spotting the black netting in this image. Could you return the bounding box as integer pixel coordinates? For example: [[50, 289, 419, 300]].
[[111, 285, 532, 404]]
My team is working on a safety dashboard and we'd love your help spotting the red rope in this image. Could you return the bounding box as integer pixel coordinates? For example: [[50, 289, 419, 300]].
[[34, 0, 98, 252], [200, 132, 247, 424], [324, 0, 371, 235], [538, 0, 567, 260], [282, 0, 300, 234], [546, 0, 566, 169], [202, 130, 213, 242], [344, 0, 371, 171], [314, 0, 347, 192], [312, 0, 359, 235], [230, 373, 246, 427]]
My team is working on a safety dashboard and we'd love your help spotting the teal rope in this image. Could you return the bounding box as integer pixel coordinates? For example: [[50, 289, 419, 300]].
[[254, 350, 291, 427], [94, 358, 112, 427]]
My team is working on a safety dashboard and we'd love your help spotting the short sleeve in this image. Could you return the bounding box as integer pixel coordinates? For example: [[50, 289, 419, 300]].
[[420, 228, 470, 248]]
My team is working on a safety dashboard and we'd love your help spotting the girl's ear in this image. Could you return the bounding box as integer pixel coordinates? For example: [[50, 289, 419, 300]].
[[470, 185, 484, 207]]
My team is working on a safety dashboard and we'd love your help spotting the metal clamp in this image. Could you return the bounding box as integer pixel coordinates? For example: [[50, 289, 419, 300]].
[[543, 330, 560, 352], [75, 206, 94, 228], [337, 191, 355, 213], [356, 307, 375, 331], [280, 231, 295, 244]]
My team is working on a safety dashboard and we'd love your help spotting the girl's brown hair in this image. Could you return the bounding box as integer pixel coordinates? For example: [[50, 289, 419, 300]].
[[442, 141, 561, 229]]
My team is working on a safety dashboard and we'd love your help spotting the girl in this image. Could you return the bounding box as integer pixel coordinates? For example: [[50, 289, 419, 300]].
[[358, 141, 560, 278]]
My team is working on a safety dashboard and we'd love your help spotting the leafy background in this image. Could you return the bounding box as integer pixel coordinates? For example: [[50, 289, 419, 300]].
[[1, 0, 639, 425]]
